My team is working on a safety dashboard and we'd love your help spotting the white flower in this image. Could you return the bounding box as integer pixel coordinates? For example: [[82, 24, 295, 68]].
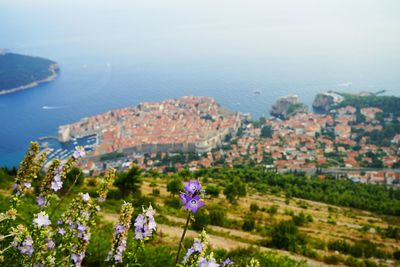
[[33, 212, 51, 228], [82, 193, 90, 202]]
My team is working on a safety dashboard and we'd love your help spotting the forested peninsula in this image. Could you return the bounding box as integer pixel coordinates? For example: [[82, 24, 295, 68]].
[[0, 52, 59, 95]]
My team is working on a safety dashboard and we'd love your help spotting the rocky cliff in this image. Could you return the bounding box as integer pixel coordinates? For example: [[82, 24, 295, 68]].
[[270, 95, 308, 119], [312, 92, 344, 112]]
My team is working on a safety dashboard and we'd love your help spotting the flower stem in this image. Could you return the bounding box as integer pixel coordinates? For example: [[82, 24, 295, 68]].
[[174, 212, 191, 265]]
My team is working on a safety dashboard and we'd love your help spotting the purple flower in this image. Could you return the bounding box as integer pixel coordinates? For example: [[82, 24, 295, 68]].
[[185, 195, 204, 213], [33, 212, 51, 228], [47, 239, 55, 249], [19, 236, 34, 257], [58, 228, 66, 235], [114, 223, 126, 235], [148, 217, 156, 231], [57, 219, 63, 225], [54, 165, 63, 175], [73, 146, 86, 159], [36, 196, 46, 208], [221, 258, 234, 266], [133, 206, 156, 240], [184, 180, 201, 195], [145, 205, 155, 217], [180, 193, 191, 205], [182, 248, 194, 264], [181, 180, 205, 213], [182, 238, 206, 264], [134, 229, 144, 240], [192, 240, 204, 253], [134, 214, 145, 229], [77, 223, 87, 233], [199, 257, 220, 267], [71, 252, 85, 267]]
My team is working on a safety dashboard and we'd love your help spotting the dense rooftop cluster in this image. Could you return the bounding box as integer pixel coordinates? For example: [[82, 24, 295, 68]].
[[59, 96, 242, 156]]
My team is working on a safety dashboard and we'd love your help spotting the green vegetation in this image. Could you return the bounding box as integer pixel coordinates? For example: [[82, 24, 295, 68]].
[[195, 166, 400, 216], [114, 165, 142, 198], [260, 125, 273, 138], [268, 220, 305, 252], [99, 151, 124, 161], [337, 93, 400, 117], [2, 143, 399, 267], [0, 53, 57, 91], [166, 176, 184, 196]]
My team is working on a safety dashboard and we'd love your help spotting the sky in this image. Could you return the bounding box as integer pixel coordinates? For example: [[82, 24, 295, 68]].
[[1, 0, 400, 85]]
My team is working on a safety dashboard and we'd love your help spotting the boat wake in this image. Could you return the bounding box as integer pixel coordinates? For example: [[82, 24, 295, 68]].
[[42, 105, 69, 110]]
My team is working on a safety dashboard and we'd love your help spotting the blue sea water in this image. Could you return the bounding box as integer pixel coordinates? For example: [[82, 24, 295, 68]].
[[1, 1, 399, 167]]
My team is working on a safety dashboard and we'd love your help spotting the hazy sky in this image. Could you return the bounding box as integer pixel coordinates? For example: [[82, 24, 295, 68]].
[[1, 0, 400, 85]]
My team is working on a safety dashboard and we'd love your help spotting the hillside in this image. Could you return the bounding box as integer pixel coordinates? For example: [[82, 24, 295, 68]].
[[0, 143, 399, 266], [0, 52, 59, 94]]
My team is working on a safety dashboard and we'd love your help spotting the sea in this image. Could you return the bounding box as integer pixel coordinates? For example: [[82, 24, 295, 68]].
[[1, 1, 399, 167]]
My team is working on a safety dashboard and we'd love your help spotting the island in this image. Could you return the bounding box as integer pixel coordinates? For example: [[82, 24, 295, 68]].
[[0, 51, 59, 95]]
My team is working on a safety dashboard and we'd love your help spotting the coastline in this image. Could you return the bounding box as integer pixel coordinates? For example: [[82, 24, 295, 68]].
[[0, 63, 59, 96]]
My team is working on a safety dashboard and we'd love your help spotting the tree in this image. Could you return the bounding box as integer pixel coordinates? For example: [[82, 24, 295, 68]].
[[261, 125, 273, 138], [223, 177, 247, 203], [114, 165, 142, 198], [61, 167, 84, 194], [166, 177, 183, 196]]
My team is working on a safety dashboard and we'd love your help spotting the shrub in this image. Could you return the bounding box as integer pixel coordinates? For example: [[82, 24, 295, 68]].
[[267, 205, 278, 216], [292, 211, 313, 226], [164, 197, 181, 209], [269, 221, 305, 252], [208, 205, 226, 227], [152, 188, 160, 196], [250, 203, 259, 213], [205, 184, 220, 197], [323, 255, 342, 265], [242, 216, 256, 232], [87, 179, 97, 187], [107, 188, 123, 200], [191, 209, 209, 231]]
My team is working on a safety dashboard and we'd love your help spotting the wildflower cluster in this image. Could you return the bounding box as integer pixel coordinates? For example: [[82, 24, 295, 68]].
[[11, 225, 32, 257], [12, 142, 46, 198], [182, 230, 208, 265], [57, 192, 99, 266], [106, 202, 134, 264], [180, 180, 205, 213], [97, 168, 116, 203], [181, 231, 234, 267], [134, 204, 157, 241], [37, 156, 77, 209]]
